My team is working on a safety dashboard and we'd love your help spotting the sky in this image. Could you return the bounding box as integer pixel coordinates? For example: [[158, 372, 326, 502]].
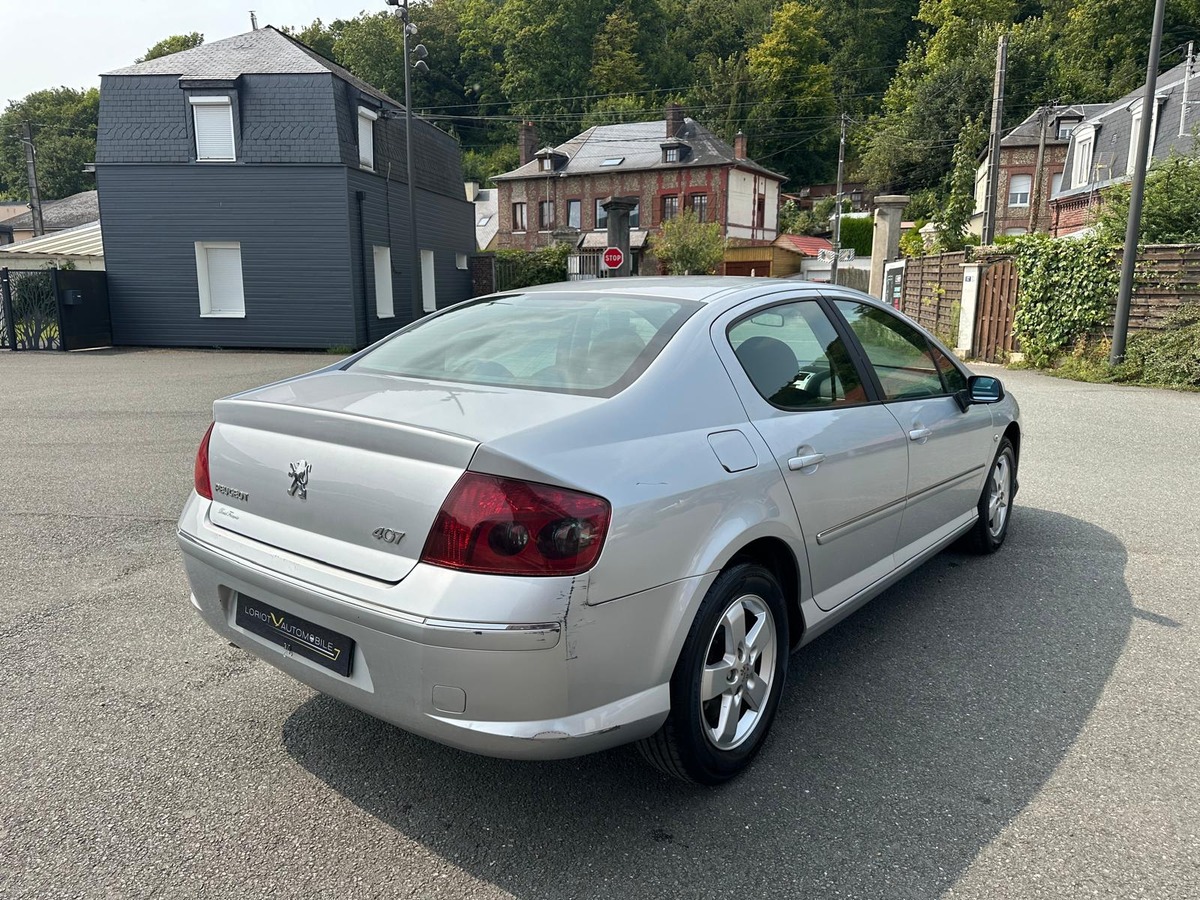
[[0, 0, 384, 109]]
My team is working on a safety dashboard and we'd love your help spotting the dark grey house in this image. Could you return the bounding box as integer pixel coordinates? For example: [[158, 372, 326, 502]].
[[95, 26, 474, 348]]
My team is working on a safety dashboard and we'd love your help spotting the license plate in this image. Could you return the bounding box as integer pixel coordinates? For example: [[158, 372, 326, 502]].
[[235, 595, 354, 677]]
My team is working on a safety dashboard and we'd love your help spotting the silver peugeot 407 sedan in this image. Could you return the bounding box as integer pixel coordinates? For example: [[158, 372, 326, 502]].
[[178, 277, 1020, 784]]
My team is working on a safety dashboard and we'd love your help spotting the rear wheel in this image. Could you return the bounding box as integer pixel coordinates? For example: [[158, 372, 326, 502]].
[[638, 563, 789, 784], [961, 438, 1016, 554]]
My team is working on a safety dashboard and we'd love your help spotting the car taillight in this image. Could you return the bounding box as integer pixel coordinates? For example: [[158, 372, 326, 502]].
[[194, 422, 215, 500], [421, 473, 611, 576]]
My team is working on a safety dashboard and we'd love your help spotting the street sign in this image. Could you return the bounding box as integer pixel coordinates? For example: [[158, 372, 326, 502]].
[[602, 246, 625, 270]]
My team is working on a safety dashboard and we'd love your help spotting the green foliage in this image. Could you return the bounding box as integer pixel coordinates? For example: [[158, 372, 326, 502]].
[[904, 189, 942, 222], [1123, 304, 1200, 387], [778, 200, 806, 234], [1098, 149, 1200, 245], [899, 221, 929, 257], [937, 113, 987, 251], [745, 1, 837, 183], [137, 33, 204, 63], [0, 87, 99, 201], [580, 95, 653, 130], [839, 216, 874, 257], [494, 243, 571, 289], [462, 145, 520, 184], [651, 211, 726, 274], [1011, 233, 1118, 367], [590, 4, 646, 95]]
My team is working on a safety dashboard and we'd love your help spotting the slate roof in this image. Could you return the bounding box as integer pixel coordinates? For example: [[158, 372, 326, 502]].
[[104, 26, 404, 111], [1057, 60, 1200, 199], [1001, 103, 1110, 147], [0, 190, 99, 232], [493, 119, 785, 182]]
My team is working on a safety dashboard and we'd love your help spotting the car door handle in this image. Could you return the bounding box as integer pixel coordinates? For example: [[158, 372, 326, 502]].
[[908, 427, 932, 442], [788, 452, 826, 471]]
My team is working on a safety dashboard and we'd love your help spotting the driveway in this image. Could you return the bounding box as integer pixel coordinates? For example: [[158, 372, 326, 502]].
[[1, 349, 1196, 899]]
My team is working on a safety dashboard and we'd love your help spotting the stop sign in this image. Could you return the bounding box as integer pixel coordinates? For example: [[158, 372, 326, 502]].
[[602, 246, 625, 269]]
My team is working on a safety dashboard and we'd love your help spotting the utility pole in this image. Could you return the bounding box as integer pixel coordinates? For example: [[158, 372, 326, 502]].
[[981, 33, 1008, 245], [386, 0, 430, 320], [21, 123, 45, 237], [1179, 40, 1195, 137], [1029, 105, 1049, 233], [1111, 0, 1167, 364], [829, 111, 848, 287]]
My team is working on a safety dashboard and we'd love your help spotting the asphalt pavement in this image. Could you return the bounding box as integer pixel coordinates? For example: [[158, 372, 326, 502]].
[[0, 348, 1197, 899]]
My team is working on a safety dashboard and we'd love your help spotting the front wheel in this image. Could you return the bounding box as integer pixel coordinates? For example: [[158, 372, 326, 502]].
[[962, 437, 1016, 554], [638, 563, 789, 784]]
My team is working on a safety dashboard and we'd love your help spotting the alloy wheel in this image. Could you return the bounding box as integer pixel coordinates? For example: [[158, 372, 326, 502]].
[[699, 594, 777, 751]]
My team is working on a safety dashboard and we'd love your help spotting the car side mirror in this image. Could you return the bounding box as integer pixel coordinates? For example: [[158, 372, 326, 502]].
[[967, 374, 1005, 404]]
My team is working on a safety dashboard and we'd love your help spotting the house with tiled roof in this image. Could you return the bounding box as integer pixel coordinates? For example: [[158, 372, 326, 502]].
[[1051, 59, 1200, 236], [491, 105, 785, 273], [95, 25, 474, 348]]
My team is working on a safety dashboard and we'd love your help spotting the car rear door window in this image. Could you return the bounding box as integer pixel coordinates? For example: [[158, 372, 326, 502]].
[[832, 301, 945, 401], [728, 300, 867, 409]]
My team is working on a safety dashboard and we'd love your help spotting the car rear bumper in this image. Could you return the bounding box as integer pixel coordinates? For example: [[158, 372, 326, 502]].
[[177, 501, 707, 760]]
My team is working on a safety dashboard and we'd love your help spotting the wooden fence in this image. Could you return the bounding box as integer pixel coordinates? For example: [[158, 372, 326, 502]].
[[898, 251, 967, 346], [1129, 245, 1200, 330]]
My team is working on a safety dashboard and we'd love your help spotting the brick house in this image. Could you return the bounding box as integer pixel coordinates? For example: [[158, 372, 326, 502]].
[[783, 182, 873, 213], [491, 105, 785, 272], [1051, 59, 1200, 236], [970, 104, 1107, 238]]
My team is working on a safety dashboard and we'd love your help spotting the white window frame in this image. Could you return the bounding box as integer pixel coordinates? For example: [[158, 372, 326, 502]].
[[373, 245, 394, 318], [189, 96, 235, 162], [1007, 173, 1033, 207], [1051, 171, 1064, 197], [420, 249, 436, 313], [1125, 99, 1160, 177], [194, 241, 245, 318], [567, 199, 581, 230], [358, 107, 378, 171], [1072, 125, 1096, 187], [456, 252, 468, 270], [539, 156, 553, 172]]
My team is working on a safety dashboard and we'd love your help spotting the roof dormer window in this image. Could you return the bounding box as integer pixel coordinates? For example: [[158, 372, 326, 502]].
[[540, 157, 553, 171], [661, 140, 689, 164]]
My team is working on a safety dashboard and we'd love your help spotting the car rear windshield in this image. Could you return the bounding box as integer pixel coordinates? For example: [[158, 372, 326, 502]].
[[350, 292, 701, 396]]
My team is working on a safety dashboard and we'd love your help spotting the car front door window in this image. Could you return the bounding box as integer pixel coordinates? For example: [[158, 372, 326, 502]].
[[832, 301, 944, 400]]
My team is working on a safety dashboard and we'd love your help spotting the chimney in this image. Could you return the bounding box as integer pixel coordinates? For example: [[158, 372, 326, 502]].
[[666, 103, 684, 138], [734, 131, 748, 160], [464, 181, 478, 201], [519, 121, 538, 167]]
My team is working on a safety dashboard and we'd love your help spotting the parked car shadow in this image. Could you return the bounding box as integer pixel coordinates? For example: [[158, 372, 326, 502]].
[[282, 508, 1131, 899]]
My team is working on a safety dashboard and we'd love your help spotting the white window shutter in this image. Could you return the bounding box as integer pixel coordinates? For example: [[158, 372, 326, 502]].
[[358, 108, 377, 170], [193, 103, 235, 161], [373, 246, 394, 317], [196, 243, 245, 316], [421, 250, 436, 312]]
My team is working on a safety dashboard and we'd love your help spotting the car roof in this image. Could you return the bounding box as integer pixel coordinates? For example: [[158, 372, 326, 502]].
[[516, 276, 850, 305]]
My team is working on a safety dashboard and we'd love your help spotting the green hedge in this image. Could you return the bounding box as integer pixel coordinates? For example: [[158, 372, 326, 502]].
[[838, 217, 873, 258]]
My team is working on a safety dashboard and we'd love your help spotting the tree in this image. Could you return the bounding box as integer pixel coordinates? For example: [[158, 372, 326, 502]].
[[590, 5, 646, 95], [1098, 149, 1200, 245], [581, 95, 652, 129], [651, 211, 726, 274], [746, 1, 837, 184], [936, 113, 987, 250], [0, 87, 99, 201], [137, 33, 204, 63]]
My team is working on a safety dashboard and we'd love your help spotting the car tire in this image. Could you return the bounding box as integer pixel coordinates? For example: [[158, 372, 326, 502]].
[[961, 437, 1016, 554], [637, 563, 789, 785]]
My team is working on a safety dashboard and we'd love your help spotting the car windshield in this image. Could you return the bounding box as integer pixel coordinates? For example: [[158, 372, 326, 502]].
[[350, 292, 700, 396]]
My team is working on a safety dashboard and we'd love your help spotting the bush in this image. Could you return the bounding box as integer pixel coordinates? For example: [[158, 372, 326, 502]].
[[494, 243, 571, 290], [1124, 304, 1200, 387], [1010, 233, 1118, 367], [839, 216, 873, 257], [651, 211, 726, 275]]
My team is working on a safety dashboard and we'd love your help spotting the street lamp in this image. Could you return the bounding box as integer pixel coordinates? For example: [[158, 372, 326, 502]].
[[385, 0, 428, 320]]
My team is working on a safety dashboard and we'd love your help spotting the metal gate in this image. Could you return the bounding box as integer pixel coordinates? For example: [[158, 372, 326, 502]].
[[973, 258, 1019, 362], [0, 267, 111, 351]]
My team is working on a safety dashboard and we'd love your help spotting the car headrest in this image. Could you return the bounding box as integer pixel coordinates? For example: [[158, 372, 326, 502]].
[[735, 336, 798, 401]]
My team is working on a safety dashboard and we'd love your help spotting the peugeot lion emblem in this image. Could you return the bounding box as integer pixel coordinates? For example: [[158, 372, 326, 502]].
[[287, 460, 312, 500]]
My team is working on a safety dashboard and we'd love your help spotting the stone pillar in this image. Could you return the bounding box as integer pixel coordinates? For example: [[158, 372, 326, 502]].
[[601, 195, 638, 278], [869, 194, 910, 299], [957, 262, 983, 357]]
